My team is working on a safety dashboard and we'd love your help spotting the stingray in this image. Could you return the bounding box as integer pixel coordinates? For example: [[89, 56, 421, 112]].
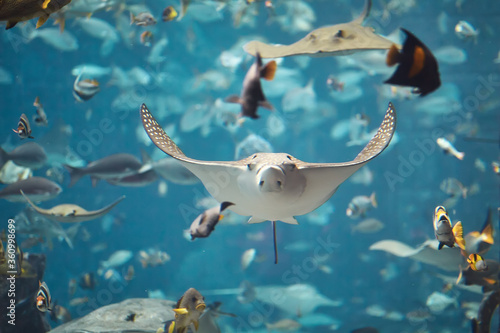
[[20, 190, 125, 223], [141, 102, 396, 263], [370, 239, 466, 271], [243, 0, 396, 59]]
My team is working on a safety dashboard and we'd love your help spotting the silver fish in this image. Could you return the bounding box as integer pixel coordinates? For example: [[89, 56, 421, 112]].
[[0, 142, 47, 169], [0, 177, 61, 202]]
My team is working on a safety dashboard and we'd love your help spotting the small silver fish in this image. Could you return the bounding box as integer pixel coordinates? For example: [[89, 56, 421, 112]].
[[346, 192, 377, 218], [12, 113, 34, 139], [33, 96, 48, 126], [36, 281, 52, 312], [130, 12, 157, 26], [455, 21, 479, 43], [436, 137, 464, 160], [440, 177, 467, 198], [73, 72, 100, 102]]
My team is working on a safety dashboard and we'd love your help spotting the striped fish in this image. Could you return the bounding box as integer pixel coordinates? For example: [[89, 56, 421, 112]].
[[12, 113, 34, 139], [36, 281, 52, 312]]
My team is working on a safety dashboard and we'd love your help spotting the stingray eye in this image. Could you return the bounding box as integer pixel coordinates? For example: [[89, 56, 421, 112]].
[[286, 155, 292, 160], [276, 180, 282, 187], [308, 33, 317, 41], [259, 180, 264, 186], [247, 163, 255, 170], [334, 30, 344, 38]]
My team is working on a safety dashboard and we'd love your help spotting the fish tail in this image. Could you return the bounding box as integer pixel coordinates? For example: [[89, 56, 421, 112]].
[[130, 12, 135, 24], [63, 164, 86, 187], [481, 222, 494, 245], [370, 192, 378, 208], [260, 60, 277, 81], [456, 151, 465, 160], [452, 221, 466, 250], [386, 44, 401, 66]]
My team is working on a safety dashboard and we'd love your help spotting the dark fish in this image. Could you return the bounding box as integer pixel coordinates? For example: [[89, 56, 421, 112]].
[[36, 281, 52, 312], [162, 6, 178, 22], [64, 153, 143, 187], [79, 272, 96, 290], [0, 177, 62, 202], [106, 169, 158, 187], [0, 0, 71, 29], [12, 113, 34, 139], [73, 72, 100, 102], [172, 288, 206, 333], [33, 96, 48, 126], [49, 302, 72, 323], [130, 12, 157, 26], [351, 328, 379, 333], [0, 142, 47, 169], [225, 52, 277, 119], [190, 202, 234, 240], [385, 28, 440, 96]]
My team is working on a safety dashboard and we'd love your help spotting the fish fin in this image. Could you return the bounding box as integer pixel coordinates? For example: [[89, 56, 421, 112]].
[[36, 15, 50, 29], [272, 220, 278, 264], [167, 321, 175, 333], [353, 0, 371, 24], [63, 164, 86, 187], [258, 100, 274, 110], [218, 214, 224, 221], [54, 16, 66, 33], [483, 277, 497, 285], [452, 221, 466, 250], [456, 152, 465, 160], [455, 266, 463, 284], [281, 217, 298, 225], [438, 242, 444, 250], [140, 149, 153, 165], [42, 0, 51, 9], [193, 320, 199, 331], [370, 192, 378, 208], [173, 308, 189, 315], [91, 176, 99, 188], [481, 222, 494, 245], [225, 95, 241, 104], [469, 231, 480, 238], [386, 44, 401, 66], [130, 12, 135, 25], [248, 216, 267, 224], [28, 135, 35, 139], [6, 21, 18, 30], [260, 60, 277, 81], [178, 328, 187, 333], [220, 201, 234, 212]]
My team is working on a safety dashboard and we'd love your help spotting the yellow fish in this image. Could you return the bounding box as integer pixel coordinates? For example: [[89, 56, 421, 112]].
[[467, 254, 488, 272]]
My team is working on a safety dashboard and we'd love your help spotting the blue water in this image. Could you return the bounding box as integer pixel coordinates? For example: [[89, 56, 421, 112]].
[[1, 0, 499, 332]]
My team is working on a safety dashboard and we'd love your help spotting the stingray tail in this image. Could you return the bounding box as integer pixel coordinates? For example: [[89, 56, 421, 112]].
[[272, 221, 278, 264], [64, 164, 86, 187]]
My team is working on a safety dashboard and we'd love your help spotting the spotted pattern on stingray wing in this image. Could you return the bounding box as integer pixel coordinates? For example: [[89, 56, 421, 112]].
[[140, 104, 185, 157], [354, 102, 396, 162]]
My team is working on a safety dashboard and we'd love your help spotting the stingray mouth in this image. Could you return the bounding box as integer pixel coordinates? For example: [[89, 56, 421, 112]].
[[257, 166, 285, 193]]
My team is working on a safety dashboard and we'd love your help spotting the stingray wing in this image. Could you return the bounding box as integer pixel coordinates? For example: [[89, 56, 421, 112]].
[[295, 103, 396, 210], [20, 190, 53, 215], [59, 195, 126, 223], [140, 104, 247, 204]]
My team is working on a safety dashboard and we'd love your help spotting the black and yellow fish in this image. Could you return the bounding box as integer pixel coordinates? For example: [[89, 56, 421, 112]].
[[36, 281, 52, 312], [171, 288, 206, 333], [79, 272, 96, 290], [0, 0, 71, 30], [385, 28, 440, 96], [433, 206, 465, 250], [162, 6, 178, 22], [468, 254, 488, 272], [13, 113, 34, 139]]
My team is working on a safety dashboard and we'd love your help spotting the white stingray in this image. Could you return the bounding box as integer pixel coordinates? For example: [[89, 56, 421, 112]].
[[141, 102, 396, 261]]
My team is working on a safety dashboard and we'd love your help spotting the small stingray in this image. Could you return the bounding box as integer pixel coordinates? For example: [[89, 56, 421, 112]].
[[20, 190, 125, 223], [141, 102, 396, 263], [370, 239, 465, 271], [244, 0, 396, 58]]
